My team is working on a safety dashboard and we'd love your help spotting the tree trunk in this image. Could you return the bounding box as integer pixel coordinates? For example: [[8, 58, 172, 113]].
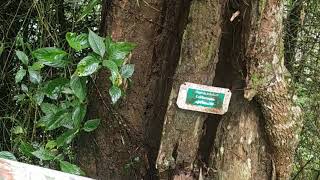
[[156, 0, 222, 178], [76, 0, 303, 179]]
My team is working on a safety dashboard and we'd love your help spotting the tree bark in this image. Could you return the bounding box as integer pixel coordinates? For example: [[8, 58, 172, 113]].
[[156, 0, 222, 178], [77, 0, 165, 179], [244, 0, 303, 179]]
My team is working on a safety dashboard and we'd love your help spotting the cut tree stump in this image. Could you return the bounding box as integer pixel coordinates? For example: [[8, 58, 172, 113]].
[[156, 0, 223, 178]]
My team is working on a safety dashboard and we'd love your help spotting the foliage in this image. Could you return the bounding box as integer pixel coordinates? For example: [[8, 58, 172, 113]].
[[0, 30, 135, 175]]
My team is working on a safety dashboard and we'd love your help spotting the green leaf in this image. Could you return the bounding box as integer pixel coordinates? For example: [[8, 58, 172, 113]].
[[28, 67, 42, 84], [56, 129, 78, 147], [32, 47, 68, 68], [83, 119, 100, 132], [31, 61, 44, 71], [66, 32, 89, 51], [12, 126, 24, 134], [13, 94, 26, 102], [0, 151, 17, 161], [120, 64, 135, 78], [72, 104, 87, 128], [88, 30, 105, 57], [46, 110, 72, 131], [32, 148, 55, 161], [19, 141, 34, 157], [70, 76, 87, 102], [60, 161, 85, 176], [103, 60, 118, 73], [15, 67, 26, 83], [109, 86, 121, 104], [33, 91, 45, 105], [42, 77, 69, 99], [77, 0, 100, 22], [108, 41, 136, 66], [45, 140, 57, 150], [40, 103, 58, 115], [75, 55, 100, 76], [16, 50, 29, 65], [21, 84, 28, 93]]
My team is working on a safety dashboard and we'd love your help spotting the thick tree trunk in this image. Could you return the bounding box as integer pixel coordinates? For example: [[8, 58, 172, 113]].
[[76, 0, 303, 179], [244, 0, 303, 179], [156, 0, 222, 178], [77, 0, 165, 179]]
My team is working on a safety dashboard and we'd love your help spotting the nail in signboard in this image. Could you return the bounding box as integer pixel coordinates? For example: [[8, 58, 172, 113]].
[[177, 82, 232, 115]]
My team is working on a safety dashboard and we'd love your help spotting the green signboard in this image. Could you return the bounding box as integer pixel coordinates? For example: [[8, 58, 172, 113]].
[[177, 82, 232, 115], [186, 88, 225, 109]]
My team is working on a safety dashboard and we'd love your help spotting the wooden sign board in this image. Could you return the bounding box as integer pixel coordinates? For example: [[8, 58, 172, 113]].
[[0, 158, 94, 180], [177, 82, 232, 115]]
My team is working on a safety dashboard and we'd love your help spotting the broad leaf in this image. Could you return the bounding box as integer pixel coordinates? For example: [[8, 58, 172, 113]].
[[75, 55, 100, 76], [12, 126, 24, 134], [60, 161, 85, 175], [70, 76, 87, 102], [40, 103, 58, 115], [72, 104, 87, 128], [66, 33, 89, 51], [21, 84, 28, 93], [33, 91, 45, 105], [32, 47, 68, 67], [46, 110, 72, 131], [103, 60, 118, 73], [13, 94, 26, 102], [0, 151, 17, 161], [31, 61, 44, 71], [16, 50, 29, 65], [83, 119, 100, 132], [42, 77, 69, 99], [120, 64, 134, 78], [109, 86, 121, 104], [45, 140, 57, 150], [28, 67, 42, 84], [88, 30, 105, 57], [56, 129, 78, 147], [15, 67, 26, 83], [32, 148, 55, 161], [109, 71, 122, 86], [19, 141, 34, 157], [108, 41, 136, 66]]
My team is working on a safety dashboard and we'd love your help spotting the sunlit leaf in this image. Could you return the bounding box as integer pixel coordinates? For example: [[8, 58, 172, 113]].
[[19, 141, 34, 157], [88, 30, 105, 57], [15, 67, 26, 83], [66, 32, 89, 51], [32, 148, 55, 161], [109, 86, 121, 104], [120, 64, 134, 78], [103, 60, 118, 73], [32, 47, 68, 68], [16, 50, 29, 65], [45, 140, 57, 150], [28, 67, 42, 84], [75, 55, 100, 76], [108, 41, 136, 66]]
